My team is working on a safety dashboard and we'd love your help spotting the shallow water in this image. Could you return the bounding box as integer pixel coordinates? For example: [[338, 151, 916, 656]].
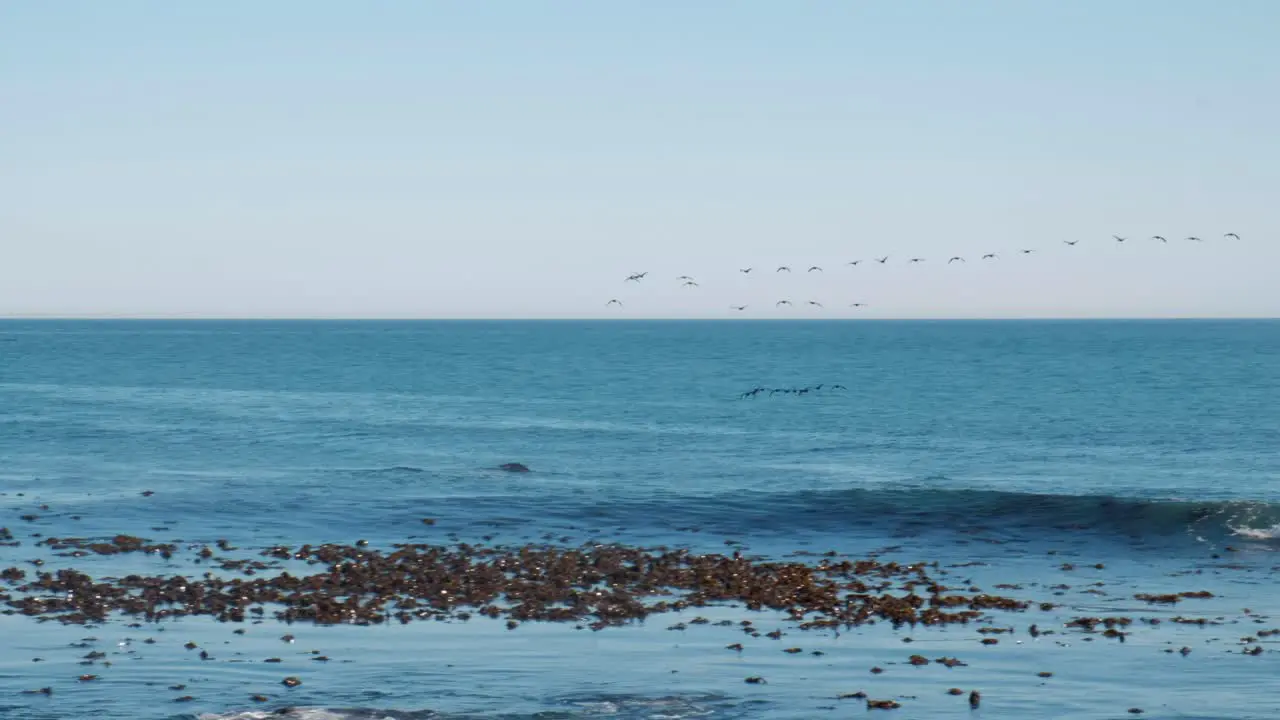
[[1, 319, 1278, 719]]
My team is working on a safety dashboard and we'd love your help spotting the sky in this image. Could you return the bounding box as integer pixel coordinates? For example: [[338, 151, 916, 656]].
[[1, 1, 1278, 319]]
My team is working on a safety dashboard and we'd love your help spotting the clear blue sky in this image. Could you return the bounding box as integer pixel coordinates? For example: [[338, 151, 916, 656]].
[[2, 1, 1277, 319]]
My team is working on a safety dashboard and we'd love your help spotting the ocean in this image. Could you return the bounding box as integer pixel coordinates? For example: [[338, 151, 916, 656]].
[[1, 319, 1277, 720]]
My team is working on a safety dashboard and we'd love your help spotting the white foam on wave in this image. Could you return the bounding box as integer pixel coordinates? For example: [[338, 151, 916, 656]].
[[1229, 523, 1280, 540], [198, 711, 389, 720], [201, 712, 426, 720], [197, 699, 718, 720], [197, 707, 412, 717]]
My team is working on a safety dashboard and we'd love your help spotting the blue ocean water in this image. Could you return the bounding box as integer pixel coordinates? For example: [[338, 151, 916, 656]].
[[1, 319, 1278, 720]]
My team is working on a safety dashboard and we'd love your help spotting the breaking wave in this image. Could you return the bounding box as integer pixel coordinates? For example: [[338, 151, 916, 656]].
[[563, 486, 1280, 545]]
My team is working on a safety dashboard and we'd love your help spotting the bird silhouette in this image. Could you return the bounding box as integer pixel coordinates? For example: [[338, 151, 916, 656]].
[[1113, 235, 1126, 243], [682, 280, 699, 288], [909, 258, 925, 263], [982, 253, 998, 260], [807, 266, 823, 273], [875, 256, 889, 264], [739, 267, 753, 274], [1152, 236, 1167, 243], [1186, 236, 1203, 242], [776, 266, 791, 273], [849, 302, 867, 308], [847, 260, 861, 266], [776, 300, 792, 307], [730, 305, 747, 311], [606, 299, 622, 307], [1224, 232, 1240, 240], [948, 256, 965, 263], [807, 301, 823, 308], [1063, 240, 1079, 246], [625, 272, 647, 282], [676, 275, 695, 281], [1020, 249, 1035, 254]]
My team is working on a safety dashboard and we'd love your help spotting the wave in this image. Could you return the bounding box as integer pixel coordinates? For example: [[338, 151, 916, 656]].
[[197, 710, 437, 720], [1229, 522, 1280, 540], [364, 465, 427, 475], [548, 486, 1280, 546], [196, 694, 729, 719]]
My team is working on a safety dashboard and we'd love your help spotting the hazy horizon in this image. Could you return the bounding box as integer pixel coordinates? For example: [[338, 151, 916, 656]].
[[3, 2, 1278, 319], [3, 315, 1278, 323]]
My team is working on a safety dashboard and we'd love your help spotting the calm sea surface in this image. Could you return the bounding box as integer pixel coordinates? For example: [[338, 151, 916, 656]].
[[1, 320, 1278, 719]]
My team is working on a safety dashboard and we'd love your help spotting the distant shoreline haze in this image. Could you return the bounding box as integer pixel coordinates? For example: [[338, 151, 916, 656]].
[[1, 315, 1278, 322]]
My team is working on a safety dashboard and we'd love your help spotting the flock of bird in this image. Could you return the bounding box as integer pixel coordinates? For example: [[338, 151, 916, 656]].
[[605, 232, 1243, 310], [739, 384, 847, 399]]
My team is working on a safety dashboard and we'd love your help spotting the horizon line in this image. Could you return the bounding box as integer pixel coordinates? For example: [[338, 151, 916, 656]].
[[1, 315, 1278, 322]]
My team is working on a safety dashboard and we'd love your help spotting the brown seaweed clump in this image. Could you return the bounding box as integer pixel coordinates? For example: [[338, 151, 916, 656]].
[[2, 540, 1033, 630]]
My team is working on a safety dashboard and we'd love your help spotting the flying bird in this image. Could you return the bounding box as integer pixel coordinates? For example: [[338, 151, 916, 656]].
[[606, 299, 623, 307], [875, 256, 889, 264], [739, 267, 753, 274], [1020, 249, 1035, 254], [676, 275, 695, 281], [1113, 235, 1126, 243], [847, 260, 861, 266], [1152, 236, 1167, 243], [1224, 232, 1240, 240], [625, 272, 648, 282], [776, 266, 791, 273], [909, 258, 925, 263], [1063, 240, 1079, 246], [807, 266, 823, 273], [948, 256, 965, 263], [982, 253, 998, 260], [730, 305, 747, 311], [807, 301, 824, 308], [776, 300, 792, 307], [682, 280, 699, 288], [1186, 236, 1202, 242], [849, 302, 867, 308]]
